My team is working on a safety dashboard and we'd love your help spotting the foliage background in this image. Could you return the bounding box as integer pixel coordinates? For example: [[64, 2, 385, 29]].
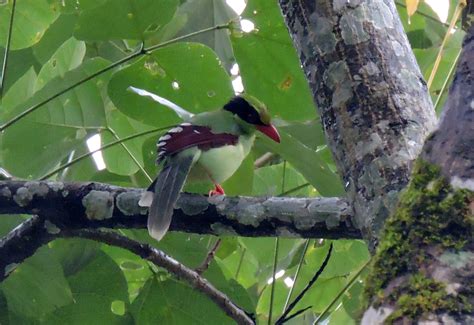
[[0, 0, 464, 323]]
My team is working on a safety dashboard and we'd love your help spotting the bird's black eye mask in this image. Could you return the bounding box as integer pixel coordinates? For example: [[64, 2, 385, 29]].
[[223, 96, 266, 125]]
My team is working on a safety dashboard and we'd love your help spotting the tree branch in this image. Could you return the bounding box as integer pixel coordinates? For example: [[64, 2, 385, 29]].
[[59, 229, 254, 324], [0, 181, 360, 239]]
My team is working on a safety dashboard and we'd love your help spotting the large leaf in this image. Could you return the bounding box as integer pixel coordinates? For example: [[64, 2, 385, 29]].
[[259, 130, 344, 197], [0, 0, 59, 50], [43, 250, 131, 324], [172, 0, 238, 69], [131, 277, 233, 324], [33, 14, 79, 64], [108, 42, 234, 126], [74, 0, 179, 41], [1, 247, 73, 320], [0, 58, 109, 177], [231, 0, 315, 121], [35, 37, 86, 90]]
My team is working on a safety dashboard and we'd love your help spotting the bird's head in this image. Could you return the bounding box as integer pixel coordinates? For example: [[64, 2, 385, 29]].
[[223, 95, 280, 143]]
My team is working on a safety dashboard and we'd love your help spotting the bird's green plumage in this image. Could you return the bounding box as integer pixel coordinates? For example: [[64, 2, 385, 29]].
[[144, 95, 276, 241]]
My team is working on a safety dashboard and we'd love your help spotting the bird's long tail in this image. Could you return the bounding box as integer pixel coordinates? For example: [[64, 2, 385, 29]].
[[141, 154, 195, 240]]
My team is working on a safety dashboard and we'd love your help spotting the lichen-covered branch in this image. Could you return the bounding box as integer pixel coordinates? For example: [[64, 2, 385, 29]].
[[362, 23, 474, 324], [279, 0, 437, 247], [59, 229, 254, 324], [0, 180, 359, 239]]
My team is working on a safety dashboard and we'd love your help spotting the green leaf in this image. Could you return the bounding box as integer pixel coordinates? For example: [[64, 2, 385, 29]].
[[57, 0, 107, 14], [259, 130, 344, 197], [0, 47, 38, 95], [74, 0, 179, 41], [131, 277, 233, 324], [108, 42, 233, 126], [44, 250, 131, 324], [1, 68, 37, 115], [33, 14, 79, 64], [0, 0, 60, 50], [101, 109, 150, 176], [35, 38, 86, 90], [172, 0, 238, 69], [1, 247, 73, 319], [253, 163, 313, 197], [50, 238, 100, 276], [231, 0, 315, 121], [203, 260, 255, 313], [0, 58, 110, 178]]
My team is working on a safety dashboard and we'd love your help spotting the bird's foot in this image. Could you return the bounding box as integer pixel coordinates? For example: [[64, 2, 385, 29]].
[[209, 184, 225, 197]]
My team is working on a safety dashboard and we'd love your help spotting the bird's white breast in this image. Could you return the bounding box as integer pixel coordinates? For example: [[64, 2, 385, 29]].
[[196, 135, 254, 183]]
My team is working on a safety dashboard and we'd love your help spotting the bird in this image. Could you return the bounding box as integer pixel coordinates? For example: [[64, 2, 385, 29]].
[[138, 94, 281, 241]]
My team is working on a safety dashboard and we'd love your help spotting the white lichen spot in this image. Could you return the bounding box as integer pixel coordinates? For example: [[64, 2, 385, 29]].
[[46, 181, 64, 192], [25, 181, 49, 198], [359, 61, 380, 76], [333, 0, 363, 12], [82, 190, 114, 220], [339, 6, 369, 45], [470, 100, 474, 110], [236, 201, 265, 227], [324, 61, 354, 107], [367, 1, 393, 30], [44, 220, 61, 234], [276, 228, 301, 238], [391, 40, 404, 57], [361, 306, 394, 325], [0, 186, 11, 198], [4, 263, 18, 276], [355, 132, 383, 160], [210, 223, 238, 236], [309, 13, 336, 54], [450, 176, 474, 191], [438, 251, 474, 269], [175, 197, 208, 216], [62, 190, 69, 197], [13, 187, 33, 207], [117, 191, 143, 216]]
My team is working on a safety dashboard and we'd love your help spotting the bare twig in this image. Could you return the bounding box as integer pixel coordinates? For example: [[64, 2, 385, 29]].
[[275, 243, 334, 324], [282, 239, 311, 313], [62, 229, 254, 324], [314, 258, 370, 324], [195, 238, 222, 274]]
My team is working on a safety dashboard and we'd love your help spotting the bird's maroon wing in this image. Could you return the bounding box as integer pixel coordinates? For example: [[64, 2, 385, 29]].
[[156, 123, 238, 163]]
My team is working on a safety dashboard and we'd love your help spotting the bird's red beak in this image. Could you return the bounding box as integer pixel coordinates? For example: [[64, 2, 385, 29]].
[[257, 124, 281, 143]]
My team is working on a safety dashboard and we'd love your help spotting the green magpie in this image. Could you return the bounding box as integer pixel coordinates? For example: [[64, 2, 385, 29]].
[[131, 87, 280, 240]]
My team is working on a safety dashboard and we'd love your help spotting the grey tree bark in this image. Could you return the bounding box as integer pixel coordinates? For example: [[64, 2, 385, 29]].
[[278, 0, 437, 248]]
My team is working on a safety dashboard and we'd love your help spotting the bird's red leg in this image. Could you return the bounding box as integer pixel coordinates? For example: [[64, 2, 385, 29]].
[[209, 184, 225, 197]]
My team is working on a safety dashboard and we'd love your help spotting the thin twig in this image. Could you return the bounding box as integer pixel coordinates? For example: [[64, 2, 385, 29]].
[[106, 127, 153, 182], [427, 0, 466, 89], [40, 126, 171, 180], [276, 243, 334, 324], [433, 49, 462, 111], [282, 239, 311, 313], [0, 23, 230, 131], [235, 248, 246, 279], [282, 306, 312, 323], [268, 237, 280, 325], [254, 152, 275, 168], [0, 0, 16, 99], [195, 238, 222, 275], [62, 229, 254, 324], [313, 258, 371, 324]]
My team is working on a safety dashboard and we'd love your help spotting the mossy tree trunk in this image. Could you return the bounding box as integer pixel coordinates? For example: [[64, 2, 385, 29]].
[[279, 0, 473, 323], [362, 24, 474, 324]]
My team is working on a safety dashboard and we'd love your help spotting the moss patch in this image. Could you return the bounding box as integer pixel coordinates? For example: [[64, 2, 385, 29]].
[[365, 159, 473, 320]]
